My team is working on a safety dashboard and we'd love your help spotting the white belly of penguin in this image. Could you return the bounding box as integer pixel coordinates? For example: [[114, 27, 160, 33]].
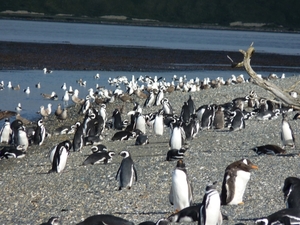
[[282, 122, 293, 144], [228, 170, 250, 205], [136, 117, 146, 134], [172, 170, 189, 210], [170, 128, 182, 150], [57, 149, 68, 173], [203, 191, 221, 225], [153, 116, 163, 135]]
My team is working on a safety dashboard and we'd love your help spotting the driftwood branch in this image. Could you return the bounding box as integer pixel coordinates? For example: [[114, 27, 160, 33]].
[[228, 43, 300, 111]]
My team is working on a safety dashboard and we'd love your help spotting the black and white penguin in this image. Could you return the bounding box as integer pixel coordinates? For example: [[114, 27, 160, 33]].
[[16, 125, 29, 151], [196, 105, 208, 122], [281, 113, 295, 149], [115, 150, 137, 190], [33, 119, 46, 146], [169, 121, 184, 150], [182, 117, 199, 140], [255, 208, 300, 225], [91, 144, 108, 153], [187, 95, 195, 115], [73, 122, 84, 152], [144, 90, 155, 108], [76, 214, 134, 225], [40, 216, 60, 225], [134, 112, 146, 134], [0, 145, 26, 159], [180, 102, 191, 124], [199, 183, 222, 225], [200, 104, 215, 130], [112, 109, 123, 130], [169, 159, 193, 212], [293, 113, 300, 120], [168, 204, 200, 222], [135, 133, 149, 145], [213, 105, 225, 129], [139, 219, 170, 225], [220, 158, 258, 205], [0, 118, 12, 144], [161, 98, 174, 115], [153, 109, 164, 136], [229, 108, 245, 131], [10, 119, 24, 145], [252, 144, 286, 155], [282, 177, 300, 208], [49, 140, 72, 173], [155, 87, 164, 106], [166, 148, 187, 161], [111, 131, 136, 141], [82, 151, 115, 165]]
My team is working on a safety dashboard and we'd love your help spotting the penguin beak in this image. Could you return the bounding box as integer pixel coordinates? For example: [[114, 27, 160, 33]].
[[251, 164, 258, 169]]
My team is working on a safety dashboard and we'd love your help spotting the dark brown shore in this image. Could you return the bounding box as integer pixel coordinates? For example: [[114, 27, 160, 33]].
[[1, 41, 300, 73]]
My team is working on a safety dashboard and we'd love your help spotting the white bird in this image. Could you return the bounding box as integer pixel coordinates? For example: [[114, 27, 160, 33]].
[[61, 83, 67, 90], [24, 87, 30, 94], [15, 103, 22, 112], [7, 81, 12, 89], [94, 73, 100, 79], [43, 68, 53, 74], [62, 90, 70, 106]]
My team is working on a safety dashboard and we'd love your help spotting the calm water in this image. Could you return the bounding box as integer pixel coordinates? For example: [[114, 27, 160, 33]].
[[0, 19, 299, 124]]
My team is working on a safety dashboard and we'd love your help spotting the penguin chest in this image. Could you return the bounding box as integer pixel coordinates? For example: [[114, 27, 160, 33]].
[[17, 131, 28, 149], [170, 128, 182, 149], [227, 170, 250, 205], [282, 122, 293, 144], [202, 192, 221, 225], [56, 148, 69, 173], [136, 117, 146, 133], [172, 170, 190, 210], [0, 125, 11, 143], [153, 116, 164, 135]]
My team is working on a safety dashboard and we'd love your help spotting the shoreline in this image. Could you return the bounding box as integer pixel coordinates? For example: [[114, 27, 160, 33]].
[[1, 41, 300, 73]]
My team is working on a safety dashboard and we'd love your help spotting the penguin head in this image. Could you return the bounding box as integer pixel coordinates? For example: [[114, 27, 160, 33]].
[[205, 181, 218, 191], [119, 150, 130, 158], [46, 216, 60, 225], [37, 119, 43, 126], [63, 140, 72, 151], [108, 151, 116, 158], [255, 218, 268, 225]]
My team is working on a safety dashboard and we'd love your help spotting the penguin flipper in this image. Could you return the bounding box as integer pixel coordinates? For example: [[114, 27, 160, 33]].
[[169, 186, 174, 205], [115, 165, 121, 180], [133, 165, 138, 182]]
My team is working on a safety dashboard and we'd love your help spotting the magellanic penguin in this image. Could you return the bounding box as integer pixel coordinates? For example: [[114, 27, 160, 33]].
[[199, 183, 222, 225], [166, 148, 187, 161], [33, 119, 46, 146], [282, 177, 300, 208], [138, 219, 170, 225], [180, 102, 191, 124], [115, 150, 137, 190], [281, 113, 295, 149], [169, 159, 193, 212], [40, 216, 60, 225], [162, 98, 174, 115], [111, 130, 136, 141], [229, 108, 245, 131], [252, 144, 286, 155], [82, 151, 115, 165], [49, 140, 72, 173], [168, 204, 200, 223], [255, 208, 300, 225], [72, 122, 84, 152], [187, 95, 195, 115], [153, 109, 164, 136], [220, 158, 258, 205], [135, 133, 149, 145], [76, 214, 134, 225], [0, 118, 12, 144], [200, 104, 215, 130], [0, 145, 26, 159], [144, 90, 155, 108]]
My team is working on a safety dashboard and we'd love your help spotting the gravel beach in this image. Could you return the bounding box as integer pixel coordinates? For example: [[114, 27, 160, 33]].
[[0, 73, 300, 224]]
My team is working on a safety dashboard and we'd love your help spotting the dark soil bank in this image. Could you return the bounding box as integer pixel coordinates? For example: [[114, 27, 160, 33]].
[[1, 41, 300, 72]]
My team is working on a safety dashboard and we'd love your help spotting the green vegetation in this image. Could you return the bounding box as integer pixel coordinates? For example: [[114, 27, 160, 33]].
[[1, 0, 300, 30]]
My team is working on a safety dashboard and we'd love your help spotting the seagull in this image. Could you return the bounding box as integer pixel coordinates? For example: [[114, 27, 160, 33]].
[[24, 87, 30, 94], [35, 82, 41, 88], [15, 103, 22, 112], [7, 81, 12, 89], [62, 90, 69, 106], [61, 83, 67, 90], [94, 73, 100, 79]]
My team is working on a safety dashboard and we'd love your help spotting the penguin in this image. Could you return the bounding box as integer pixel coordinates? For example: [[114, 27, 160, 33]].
[[168, 204, 200, 222], [169, 159, 193, 212], [255, 208, 300, 225], [220, 158, 258, 205], [182, 117, 199, 140], [196, 105, 208, 122], [155, 87, 164, 106], [139, 219, 170, 225], [199, 183, 222, 225], [49, 140, 72, 173], [112, 109, 123, 130], [83, 135, 102, 146], [169, 121, 184, 150], [153, 109, 164, 136], [76, 214, 134, 225], [82, 151, 115, 165], [16, 126, 29, 151], [135, 133, 149, 145], [293, 113, 300, 120], [91, 144, 108, 153], [79, 95, 91, 115], [40, 216, 60, 225], [161, 98, 174, 115], [144, 90, 155, 108], [282, 177, 300, 209], [229, 108, 245, 131], [180, 102, 190, 124], [0, 118, 12, 144], [111, 131, 136, 141], [281, 113, 295, 149], [0, 145, 26, 159], [213, 105, 225, 129], [252, 144, 286, 155], [72, 122, 84, 152], [10, 119, 23, 145], [33, 119, 46, 146], [200, 105, 215, 130], [187, 95, 195, 115], [134, 112, 146, 134], [115, 150, 137, 190], [166, 148, 187, 161]]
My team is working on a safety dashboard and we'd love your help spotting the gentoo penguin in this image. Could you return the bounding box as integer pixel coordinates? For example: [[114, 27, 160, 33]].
[[220, 158, 258, 205], [76, 214, 134, 225], [213, 105, 225, 129], [153, 109, 164, 136], [49, 140, 72, 173], [169, 121, 184, 150], [229, 108, 245, 131], [33, 119, 46, 146], [199, 183, 222, 225], [40, 216, 60, 225], [252, 144, 286, 155], [115, 150, 137, 190], [282, 177, 300, 208], [82, 151, 115, 165], [144, 90, 155, 107], [166, 148, 187, 161], [169, 159, 193, 212], [168, 204, 200, 222], [255, 208, 300, 225], [0, 118, 12, 144], [0, 145, 26, 159], [111, 131, 136, 141], [281, 113, 295, 149]]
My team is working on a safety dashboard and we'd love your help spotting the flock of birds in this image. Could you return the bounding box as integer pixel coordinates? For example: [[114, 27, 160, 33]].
[[0, 68, 300, 225]]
